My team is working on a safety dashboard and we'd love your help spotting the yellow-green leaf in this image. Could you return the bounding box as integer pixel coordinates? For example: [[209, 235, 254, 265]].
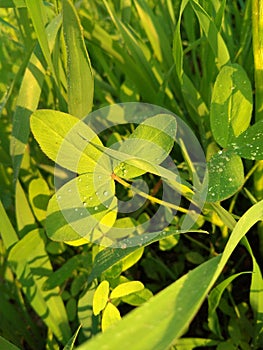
[[101, 303, 121, 332], [110, 281, 144, 299], [62, 0, 94, 117], [93, 281, 110, 316]]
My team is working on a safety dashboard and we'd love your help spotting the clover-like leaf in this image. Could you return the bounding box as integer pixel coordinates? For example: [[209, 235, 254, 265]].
[[207, 151, 244, 202], [228, 120, 263, 160], [45, 172, 117, 245], [110, 281, 144, 299], [93, 280, 110, 316], [101, 303, 121, 332], [114, 114, 176, 178], [30, 110, 106, 174], [210, 64, 253, 148]]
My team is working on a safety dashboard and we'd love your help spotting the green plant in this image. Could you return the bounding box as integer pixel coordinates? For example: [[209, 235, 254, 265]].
[[0, 1, 262, 349]]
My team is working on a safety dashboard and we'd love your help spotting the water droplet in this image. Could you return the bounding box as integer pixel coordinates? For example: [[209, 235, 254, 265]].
[[75, 208, 78, 212], [218, 168, 223, 172], [121, 243, 127, 249], [218, 150, 222, 155], [229, 178, 233, 182], [94, 206, 98, 211], [57, 195, 62, 200], [83, 202, 87, 207], [103, 191, 108, 196], [89, 196, 93, 201], [98, 175, 102, 180], [78, 177, 82, 182], [68, 188, 72, 193]]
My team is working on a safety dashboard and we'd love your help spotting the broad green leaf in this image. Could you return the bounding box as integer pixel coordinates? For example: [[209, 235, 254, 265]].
[[63, 0, 93, 117], [42, 255, 88, 291], [114, 114, 176, 179], [0, 0, 25, 7], [207, 151, 244, 202], [120, 246, 144, 272], [101, 303, 121, 332], [28, 178, 50, 224], [76, 201, 263, 350], [0, 336, 21, 350], [0, 200, 18, 249], [190, 0, 230, 69], [78, 255, 222, 350], [210, 64, 253, 148], [30, 110, 106, 174], [208, 272, 250, 337], [0, 283, 41, 348], [10, 15, 61, 181], [121, 288, 153, 306], [15, 180, 36, 235], [159, 234, 179, 251], [93, 280, 110, 316], [45, 172, 117, 244], [172, 338, 220, 349], [110, 281, 144, 299], [8, 229, 71, 344], [66, 298, 77, 322], [228, 120, 263, 160], [78, 282, 99, 339], [88, 228, 207, 282]]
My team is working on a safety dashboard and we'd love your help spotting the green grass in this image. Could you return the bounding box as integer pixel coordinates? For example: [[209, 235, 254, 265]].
[[0, 1, 263, 349]]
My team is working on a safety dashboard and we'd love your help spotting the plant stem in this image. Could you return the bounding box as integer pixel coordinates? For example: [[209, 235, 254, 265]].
[[112, 173, 189, 214], [252, 0, 263, 258]]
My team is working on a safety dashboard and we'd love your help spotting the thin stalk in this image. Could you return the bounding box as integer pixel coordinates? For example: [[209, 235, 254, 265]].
[[112, 173, 189, 214], [252, 0, 263, 259]]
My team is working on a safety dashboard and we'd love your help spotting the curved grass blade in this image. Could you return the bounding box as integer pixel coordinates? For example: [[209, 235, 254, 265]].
[[190, 0, 230, 69], [62, 0, 94, 117], [10, 15, 61, 182], [8, 229, 71, 344], [77, 201, 263, 349], [25, 0, 57, 81]]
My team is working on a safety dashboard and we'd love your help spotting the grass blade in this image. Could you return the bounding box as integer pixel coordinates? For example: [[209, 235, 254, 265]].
[[190, 0, 230, 69], [62, 0, 94, 117], [10, 14, 61, 182], [0, 200, 18, 249], [8, 229, 72, 344], [25, 0, 56, 80]]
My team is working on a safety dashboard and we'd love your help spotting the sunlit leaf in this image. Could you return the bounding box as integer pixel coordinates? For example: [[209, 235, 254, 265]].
[[210, 64, 253, 148], [101, 303, 121, 332], [207, 151, 244, 202], [93, 281, 110, 316], [62, 0, 94, 117], [110, 281, 144, 299]]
